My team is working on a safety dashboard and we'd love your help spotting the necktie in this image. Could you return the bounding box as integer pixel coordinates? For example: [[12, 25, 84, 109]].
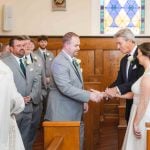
[[43, 52, 46, 60], [72, 59, 81, 79], [19, 58, 26, 77]]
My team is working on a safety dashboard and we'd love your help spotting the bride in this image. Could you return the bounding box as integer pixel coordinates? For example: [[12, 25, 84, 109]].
[[0, 60, 25, 150], [115, 42, 150, 150]]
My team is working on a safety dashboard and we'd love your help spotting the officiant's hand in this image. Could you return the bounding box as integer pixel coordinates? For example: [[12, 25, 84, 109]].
[[105, 87, 119, 98]]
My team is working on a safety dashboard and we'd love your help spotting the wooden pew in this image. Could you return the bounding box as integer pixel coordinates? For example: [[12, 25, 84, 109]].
[[146, 122, 150, 150], [43, 121, 80, 150]]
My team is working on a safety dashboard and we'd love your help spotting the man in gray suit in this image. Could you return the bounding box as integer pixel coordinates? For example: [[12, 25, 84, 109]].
[[23, 36, 44, 150], [2, 36, 40, 150], [44, 32, 101, 150], [34, 35, 54, 114]]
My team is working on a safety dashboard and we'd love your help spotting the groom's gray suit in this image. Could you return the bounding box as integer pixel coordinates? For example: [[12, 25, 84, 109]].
[[44, 51, 90, 150], [45, 51, 90, 121], [2, 54, 39, 149]]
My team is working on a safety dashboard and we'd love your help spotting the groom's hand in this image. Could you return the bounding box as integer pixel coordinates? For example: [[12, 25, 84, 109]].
[[90, 89, 104, 102]]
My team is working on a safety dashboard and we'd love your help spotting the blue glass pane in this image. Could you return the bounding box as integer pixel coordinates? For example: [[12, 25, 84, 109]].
[[124, 0, 139, 18]]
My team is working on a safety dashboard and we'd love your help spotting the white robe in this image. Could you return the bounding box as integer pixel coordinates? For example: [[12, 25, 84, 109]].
[[0, 60, 25, 150]]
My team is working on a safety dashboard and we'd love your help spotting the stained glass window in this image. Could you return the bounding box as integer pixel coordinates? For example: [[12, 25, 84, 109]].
[[100, 0, 145, 34]]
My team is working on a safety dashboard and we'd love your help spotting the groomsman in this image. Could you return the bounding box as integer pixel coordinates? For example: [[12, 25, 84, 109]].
[[44, 32, 101, 150], [105, 28, 144, 122], [34, 35, 54, 114], [2, 36, 39, 149], [23, 36, 44, 150]]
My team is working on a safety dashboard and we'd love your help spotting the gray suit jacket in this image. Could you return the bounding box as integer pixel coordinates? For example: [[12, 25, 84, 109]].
[[2, 54, 39, 113], [44, 51, 90, 121], [34, 48, 54, 78]]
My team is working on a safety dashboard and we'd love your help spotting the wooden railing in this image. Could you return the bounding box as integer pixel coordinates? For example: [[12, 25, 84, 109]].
[[146, 122, 150, 150], [43, 121, 80, 150]]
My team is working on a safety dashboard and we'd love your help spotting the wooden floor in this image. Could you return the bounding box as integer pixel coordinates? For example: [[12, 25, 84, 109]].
[[33, 120, 118, 150]]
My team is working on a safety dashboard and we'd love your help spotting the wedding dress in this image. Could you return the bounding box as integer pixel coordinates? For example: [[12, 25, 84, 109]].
[[122, 70, 150, 150], [0, 61, 25, 150]]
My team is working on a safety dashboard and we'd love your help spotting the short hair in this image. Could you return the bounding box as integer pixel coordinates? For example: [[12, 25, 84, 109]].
[[22, 35, 31, 40], [38, 35, 48, 42], [138, 42, 150, 58], [114, 28, 135, 43], [9, 36, 24, 47], [62, 32, 79, 44]]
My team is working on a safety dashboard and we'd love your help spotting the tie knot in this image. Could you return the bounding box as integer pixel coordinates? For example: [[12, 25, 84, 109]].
[[43, 52, 46, 60], [19, 58, 23, 63], [72, 59, 78, 66]]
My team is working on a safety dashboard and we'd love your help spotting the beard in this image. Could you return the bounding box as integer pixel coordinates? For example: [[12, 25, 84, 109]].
[[40, 46, 46, 49]]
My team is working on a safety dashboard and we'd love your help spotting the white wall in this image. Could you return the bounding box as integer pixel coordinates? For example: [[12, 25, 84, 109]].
[[0, 0, 150, 36]]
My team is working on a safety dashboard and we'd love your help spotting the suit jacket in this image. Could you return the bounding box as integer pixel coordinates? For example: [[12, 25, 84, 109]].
[[2, 54, 39, 113], [110, 48, 144, 121], [44, 51, 90, 121], [27, 53, 46, 103], [110, 48, 144, 94], [34, 48, 54, 78]]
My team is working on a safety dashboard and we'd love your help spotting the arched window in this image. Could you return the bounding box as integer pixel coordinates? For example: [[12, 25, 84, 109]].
[[100, 0, 145, 34]]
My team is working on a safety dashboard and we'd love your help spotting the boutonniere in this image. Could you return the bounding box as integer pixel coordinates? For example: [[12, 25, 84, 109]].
[[128, 55, 136, 64], [46, 53, 50, 57], [25, 59, 31, 65], [74, 58, 81, 66], [33, 56, 37, 61], [73, 58, 83, 72]]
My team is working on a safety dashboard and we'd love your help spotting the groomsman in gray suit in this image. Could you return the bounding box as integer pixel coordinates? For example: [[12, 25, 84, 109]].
[[23, 36, 44, 150], [34, 35, 54, 114], [44, 32, 102, 150], [2, 36, 40, 150]]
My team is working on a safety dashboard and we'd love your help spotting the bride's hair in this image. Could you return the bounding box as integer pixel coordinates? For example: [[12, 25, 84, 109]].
[[138, 42, 150, 58]]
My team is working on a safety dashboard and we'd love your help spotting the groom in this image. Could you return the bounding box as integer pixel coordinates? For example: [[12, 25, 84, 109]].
[[44, 32, 102, 149], [105, 28, 144, 123]]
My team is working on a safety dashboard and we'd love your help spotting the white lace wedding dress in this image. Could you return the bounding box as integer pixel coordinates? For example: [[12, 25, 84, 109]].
[[122, 71, 150, 150]]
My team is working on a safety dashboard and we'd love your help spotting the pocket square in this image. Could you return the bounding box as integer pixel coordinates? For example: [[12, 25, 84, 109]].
[[132, 65, 137, 70]]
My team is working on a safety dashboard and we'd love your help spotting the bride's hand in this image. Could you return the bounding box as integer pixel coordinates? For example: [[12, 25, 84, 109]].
[[133, 123, 141, 139]]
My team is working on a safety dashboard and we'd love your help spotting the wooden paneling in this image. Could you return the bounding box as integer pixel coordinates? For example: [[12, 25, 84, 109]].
[[1, 36, 150, 150]]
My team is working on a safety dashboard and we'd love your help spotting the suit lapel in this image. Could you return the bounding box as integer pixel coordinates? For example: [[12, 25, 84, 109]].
[[128, 48, 138, 79], [10, 55, 26, 78], [122, 55, 128, 82], [37, 49, 45, 62]]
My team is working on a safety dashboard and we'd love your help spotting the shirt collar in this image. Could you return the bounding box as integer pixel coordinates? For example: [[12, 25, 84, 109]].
[[12, 54, 25, 65], [39, 48, 46, 54], [129, 45, 137, 56], [62, 50, 73, 62]]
